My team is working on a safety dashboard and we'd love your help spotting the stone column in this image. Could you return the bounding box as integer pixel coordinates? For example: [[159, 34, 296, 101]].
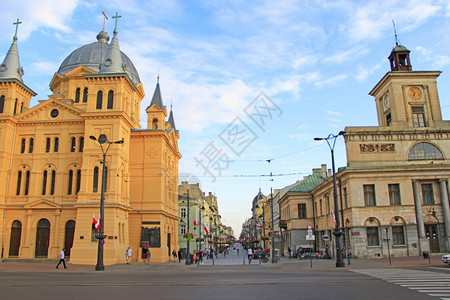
[[440, 179, 450, 251], [412, 180, 429, 252]]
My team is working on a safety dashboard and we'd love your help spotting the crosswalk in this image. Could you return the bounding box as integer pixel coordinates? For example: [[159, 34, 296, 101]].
[[352, 269, 450, 299]]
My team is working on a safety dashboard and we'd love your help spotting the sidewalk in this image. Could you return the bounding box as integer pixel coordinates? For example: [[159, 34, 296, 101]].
[[0, 253, 446, 273]]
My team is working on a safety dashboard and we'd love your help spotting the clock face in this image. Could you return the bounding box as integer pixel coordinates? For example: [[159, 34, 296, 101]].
[[383, 94, 390, 109], [408, 86, 422, 100]]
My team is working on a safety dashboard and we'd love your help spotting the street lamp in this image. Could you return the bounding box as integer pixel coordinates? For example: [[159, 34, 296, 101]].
[[89, 134, 124, 271], [314, 131, 345, 268]]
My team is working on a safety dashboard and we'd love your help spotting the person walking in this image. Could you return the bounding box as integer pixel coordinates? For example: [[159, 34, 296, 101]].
[[56, 248, 67, 269], [142, 247, 148, 264], [146, 248, 151, 264], [178, 249, 182, 263], [125, 246, 132, 264], [172, 250, 177, 263], [247, 247, 253, 264], [288, 247, 292, 258]]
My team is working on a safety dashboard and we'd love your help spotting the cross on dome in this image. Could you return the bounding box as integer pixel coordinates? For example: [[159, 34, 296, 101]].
[[13, 18, 22, 40]]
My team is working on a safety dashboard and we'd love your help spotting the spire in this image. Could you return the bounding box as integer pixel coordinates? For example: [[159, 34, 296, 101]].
[[99, 12, 124, 74], [168, 103, 176, 130], [388, 21, 412, 71], [0, 19, 24, 82], [148, 78, 165, 109], [96, 10, 110, 43]]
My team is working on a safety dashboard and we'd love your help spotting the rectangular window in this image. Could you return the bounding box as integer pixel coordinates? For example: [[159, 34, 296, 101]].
[[181, 225, 186, 235], [392, 226, 405, 245], [412, 107, 426, 127], [385, 112, 392, 126], [298, 203, 306, 219], [422, 184, 434, 205], [364, 184, 376, 206], [319, 199, 323, 216], [367, 227, 379, 246], [389, 184, 401, 205], [343, 187, 348, 208], [180, 208, 186, 218]]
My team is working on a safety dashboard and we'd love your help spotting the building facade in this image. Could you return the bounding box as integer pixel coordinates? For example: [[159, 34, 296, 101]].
[[278, 43, 450, 259], [0, 18, 181, 265]]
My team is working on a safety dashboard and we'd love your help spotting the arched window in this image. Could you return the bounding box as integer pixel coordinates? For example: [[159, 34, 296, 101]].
[[24, 171, 30, 195], [16, 171, 22, 195], [93, 166, 99, 192], [46, 138, 51, 153], [42, 170, 47, 195], [0, 95, 4, 113], [408, 142, 444, 160], [107, 90, 114, 109], [54, 138, 59, 152], [76, 170, 81, 194], [71, 137, 76, 152], [20, 138, 26, 153], [75, 88, 80, 103], [13, 98, 17, 115], [28, 138, 34, 153], [96, 91, 103, 109], [83, 88, 88, 103], [79, 137, 84, 152], [50, 170, 56, 195], [9, 220, 22, 256], [153, 118, 158, 130], [20, 102, 23, 113], [68, 170, 73, 195]]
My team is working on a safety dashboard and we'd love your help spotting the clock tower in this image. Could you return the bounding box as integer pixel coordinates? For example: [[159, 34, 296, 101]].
[[369, 43, 444, 130]]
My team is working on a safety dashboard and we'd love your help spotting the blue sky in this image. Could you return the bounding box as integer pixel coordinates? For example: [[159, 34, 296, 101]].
[[2, 0, 450, 236]]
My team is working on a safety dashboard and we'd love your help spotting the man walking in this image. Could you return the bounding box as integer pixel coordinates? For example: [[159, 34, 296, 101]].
[[56, 249, 67, 269]]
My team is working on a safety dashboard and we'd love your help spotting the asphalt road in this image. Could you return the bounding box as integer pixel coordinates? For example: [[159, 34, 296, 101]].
[[0, 264, 440, 300]]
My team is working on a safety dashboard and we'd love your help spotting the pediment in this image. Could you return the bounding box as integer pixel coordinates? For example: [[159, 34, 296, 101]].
[[16, 98, 84, 123], [24, 199, 62, 210], [65, 65, 97, 77]]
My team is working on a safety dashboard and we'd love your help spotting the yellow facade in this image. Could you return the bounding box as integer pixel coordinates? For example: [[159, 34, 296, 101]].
[[0, 25, 180, 265]]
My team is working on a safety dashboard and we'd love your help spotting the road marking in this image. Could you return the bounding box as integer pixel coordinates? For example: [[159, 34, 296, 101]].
[[352, 269, 450, 300]]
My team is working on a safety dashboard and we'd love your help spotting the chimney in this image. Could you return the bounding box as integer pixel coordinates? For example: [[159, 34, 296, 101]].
[[321, 164, 327, 178]]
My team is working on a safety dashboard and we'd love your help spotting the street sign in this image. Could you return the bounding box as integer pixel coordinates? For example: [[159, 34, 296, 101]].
[[322, 235, 329, 241], [307, 224, 312, 230], [307, 229, 313, 235], [306, 235, 315, 241]]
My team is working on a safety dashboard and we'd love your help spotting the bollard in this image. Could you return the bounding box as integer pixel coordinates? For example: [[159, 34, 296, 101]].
[[243, 256, 245, 265], [347, 253, 351, 265]]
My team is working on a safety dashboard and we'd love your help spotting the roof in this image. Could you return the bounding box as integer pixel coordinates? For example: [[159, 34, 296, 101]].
[[287, 171, 324, 193], [148, 82, 165, 109], [57, 30, 140, 84]]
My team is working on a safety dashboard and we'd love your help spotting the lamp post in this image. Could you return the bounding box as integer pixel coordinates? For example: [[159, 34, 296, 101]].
[[314, 131, 345, 268], [89, 134, 124, 271]]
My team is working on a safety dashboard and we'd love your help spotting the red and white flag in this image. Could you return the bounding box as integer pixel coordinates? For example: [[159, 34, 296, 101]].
[[332, 211, 337, 228], [204, 226, 210, 235], [257, 224, 264, 228], [94, 214, 101, 231], [193, 219, 198, 226], [93, 213, 97, 225]]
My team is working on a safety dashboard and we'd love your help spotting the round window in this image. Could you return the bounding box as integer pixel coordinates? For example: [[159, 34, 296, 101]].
[[50, 109, 59, 118]]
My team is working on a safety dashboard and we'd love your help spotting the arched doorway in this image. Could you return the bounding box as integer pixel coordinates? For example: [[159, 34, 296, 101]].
[[64, 220, 76, 257], [35, 219, 50, 257], [9, 220, 22, 257]]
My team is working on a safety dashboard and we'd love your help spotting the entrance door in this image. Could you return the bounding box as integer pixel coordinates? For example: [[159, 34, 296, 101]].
[[35, 219, 50, 257], [9, 220, 22, 256], [425, 224, 439, 253], [64, 220, 76, 257]]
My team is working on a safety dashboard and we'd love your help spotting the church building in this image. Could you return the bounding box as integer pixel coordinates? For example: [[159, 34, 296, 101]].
[[0, 16, 181, 265]]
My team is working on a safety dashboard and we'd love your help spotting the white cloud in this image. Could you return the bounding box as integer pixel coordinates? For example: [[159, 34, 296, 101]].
[[314, 74, 348, 89], [326, 110, 341, 116]]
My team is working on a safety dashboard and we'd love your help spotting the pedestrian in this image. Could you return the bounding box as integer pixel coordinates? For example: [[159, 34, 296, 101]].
[[177, 249, 182, 263], [172, 249, 177, 263], [237, 248, 239, 255], [288, 247, 292, 258], [146, 248, 151, 264], [193, 251, 197, 264], [125, 246, 132, 264], [247, 247, 253, 264], [56, 248, 67, 269], [142, 246, 148, 264]]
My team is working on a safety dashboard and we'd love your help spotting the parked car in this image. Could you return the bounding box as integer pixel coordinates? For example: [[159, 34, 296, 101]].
[[442, 254, 450, 264]]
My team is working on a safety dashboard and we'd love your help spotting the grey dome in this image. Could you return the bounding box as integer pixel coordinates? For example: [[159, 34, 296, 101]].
[[57, 38, 141, 84]]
